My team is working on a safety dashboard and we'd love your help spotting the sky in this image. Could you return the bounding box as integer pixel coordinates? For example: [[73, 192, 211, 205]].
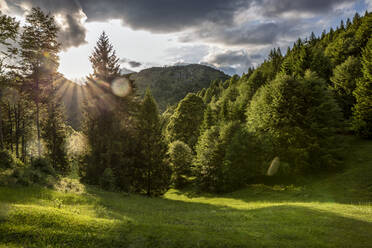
[[0, 0, 371, 80]]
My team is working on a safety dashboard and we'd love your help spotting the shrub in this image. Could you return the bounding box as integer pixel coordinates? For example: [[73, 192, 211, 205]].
[[31, 157, 55, 176], [54, 178, 85, 194], [0, 149, 17, 169], [100, 168, 116, 190]]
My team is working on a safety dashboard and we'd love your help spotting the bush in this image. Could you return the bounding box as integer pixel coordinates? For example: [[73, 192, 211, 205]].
[[0, 149, 19, 169], [9, 157, 57, 187], [168, 140, 193, 189], [31, 157, 55, 176], [100, 168, 116, 190]]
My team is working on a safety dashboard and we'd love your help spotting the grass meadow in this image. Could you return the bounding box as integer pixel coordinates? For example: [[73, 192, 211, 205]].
[[0, 137, 371, 248]]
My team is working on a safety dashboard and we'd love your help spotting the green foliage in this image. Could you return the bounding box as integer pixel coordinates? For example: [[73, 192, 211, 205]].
[[166, 93, 205, 148], [222, 127, 268, 191], [168, 140, 193, 189], [88, 31, 120, 83], [247, 71, 343, 173], [353, 39, 372, 138], [0, 149, 16, 169], [99, 168, 116, 191], [194, 122, 239, 192], [0, 11, 19, 54], [200, 104, 216, 132], [7, 158, 56, 187], [31, 157, 55, 176], [42, 102, 69, 175], [136, 90, 171, 196], [331, 56, 362, 118]]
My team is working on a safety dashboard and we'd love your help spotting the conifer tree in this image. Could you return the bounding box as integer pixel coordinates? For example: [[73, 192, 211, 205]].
[[200, 105, 216, 132], [331, 56, 362, 118], [20, 8, 60, 157], [137, 90, 171, 196], [42, 97, 68, 174], [353, 39, 372, 138], [247, 71, 343, 173], [0, 12, 19, 149], [88, 31, 120, 84]]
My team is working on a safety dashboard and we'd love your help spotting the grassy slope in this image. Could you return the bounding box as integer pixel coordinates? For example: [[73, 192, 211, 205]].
[[0, 137, 371, 248]]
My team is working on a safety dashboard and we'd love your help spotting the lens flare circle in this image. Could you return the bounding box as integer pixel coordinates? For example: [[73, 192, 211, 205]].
[[111, 78, 131, 97]]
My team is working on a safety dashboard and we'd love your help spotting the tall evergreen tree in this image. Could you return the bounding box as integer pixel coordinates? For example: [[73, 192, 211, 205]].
[[88, 31, 120, 84], [331, 56, 362, 118], [0, 12, 19, 149], [137, 90, 171, 196], [353, 39, 372, 138], [20, 8, 60, 157], [42, 96, 68, 174]]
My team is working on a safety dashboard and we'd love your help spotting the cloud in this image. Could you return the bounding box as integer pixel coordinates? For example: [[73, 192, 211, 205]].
[[128, 61, 142, 68], [4, 0, 87, 49], [57, 11, 87, 50], [202, 50, 254, 75], [2, 0, 363, 53], [254, 0, 356, 17], [120, 58, 143, 69]]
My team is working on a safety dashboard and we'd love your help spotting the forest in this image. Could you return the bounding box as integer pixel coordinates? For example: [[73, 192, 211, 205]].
[[0, 5, 371, 248]]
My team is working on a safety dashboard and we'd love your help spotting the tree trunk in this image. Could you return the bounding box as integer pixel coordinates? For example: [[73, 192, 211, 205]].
[[36, 77, 41, 157], [21, 118, 26, 162], [15, 104, 20, 158], [8, 104, 13, 153], [0, 105, 3, 149]]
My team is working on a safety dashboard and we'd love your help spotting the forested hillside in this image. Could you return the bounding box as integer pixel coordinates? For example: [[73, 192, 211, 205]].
[[162, 11, 372, 192], [129, 64, 229, 110]]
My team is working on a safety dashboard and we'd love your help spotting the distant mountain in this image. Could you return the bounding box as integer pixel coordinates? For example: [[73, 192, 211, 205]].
[[130, 64, 229, 110]]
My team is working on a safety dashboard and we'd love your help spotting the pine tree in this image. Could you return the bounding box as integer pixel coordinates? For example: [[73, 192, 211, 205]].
[[137, 90, 171, 196], [247, 71, 343, 173], [42, 98, 68, 174], [200, 105, 216, 132], [0, 12, 19, 149], [88, 31, 120, 84], [331, 56, 362, 118], [20, 8, 61, 157], [353, 39, 372, 138]]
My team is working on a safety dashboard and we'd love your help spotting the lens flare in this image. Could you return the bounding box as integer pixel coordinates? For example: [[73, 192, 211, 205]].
[[111, 78, 131, 97]]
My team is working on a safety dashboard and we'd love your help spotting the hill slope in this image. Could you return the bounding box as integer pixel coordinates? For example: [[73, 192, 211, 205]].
[[0, 137, 371, 248], [130, 64, 229, 110]]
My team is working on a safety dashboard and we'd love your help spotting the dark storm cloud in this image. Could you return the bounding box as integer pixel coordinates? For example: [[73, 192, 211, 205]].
[[58, 13, 87, 49], [78, 0, 251, 32], [3, 0, 87, 49], [120, 58, 143, 68], [128, 61, 142, 68], [207, 50, 251, 66], [3, 0, 358, 48], [254, 0, 354, 17], [203, 50, 254, 75]]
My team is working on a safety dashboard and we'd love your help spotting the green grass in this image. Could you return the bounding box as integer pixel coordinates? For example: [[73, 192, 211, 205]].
[[0, 137, 372, 247]]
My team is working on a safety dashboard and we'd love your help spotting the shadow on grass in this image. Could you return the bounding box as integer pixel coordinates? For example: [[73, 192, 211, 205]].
[[1, 193, 372, 248]]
